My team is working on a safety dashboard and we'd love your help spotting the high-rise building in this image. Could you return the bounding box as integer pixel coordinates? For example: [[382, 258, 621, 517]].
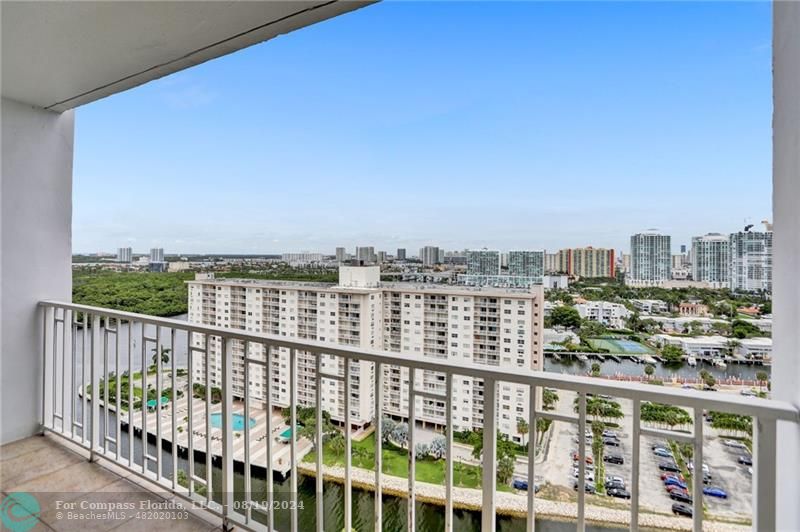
[[149, 248, 164, 263], [627, 231, 671, 286], [562, 247, 615, 278], [355, 246, 375, 264], [729, 230, 773, 293], [187, 266, 544, 442], [420, 246, 440, 267], [335, 247, 347, 263], [508, 250, 544, 278], [691, 233, 729, 287], [544, 252, 559, 273], [376, 251, 387, 263], [117, 247, 132, 263], [396, 248, 406, 261], [282, 252, 323, 265], [466, 249, 500, 276]]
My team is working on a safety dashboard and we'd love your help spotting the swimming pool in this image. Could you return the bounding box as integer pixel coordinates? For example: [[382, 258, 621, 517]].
[[210, 413, 256, 431]]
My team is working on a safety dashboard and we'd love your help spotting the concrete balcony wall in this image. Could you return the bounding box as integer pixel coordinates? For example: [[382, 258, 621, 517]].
[[773, 2, 800, 529], [1, 97, 74, 443]]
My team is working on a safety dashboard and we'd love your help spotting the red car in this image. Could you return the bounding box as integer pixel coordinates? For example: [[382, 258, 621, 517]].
[[661, 472, 685, 482], [666, 485, 689, 494], [571, 452, 593, 464]]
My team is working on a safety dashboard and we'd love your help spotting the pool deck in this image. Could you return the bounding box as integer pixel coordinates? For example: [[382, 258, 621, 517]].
[[100, 388, 312, 478]]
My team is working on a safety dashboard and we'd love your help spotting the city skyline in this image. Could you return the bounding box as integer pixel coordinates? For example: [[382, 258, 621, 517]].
[[73, 2, 771, 254]]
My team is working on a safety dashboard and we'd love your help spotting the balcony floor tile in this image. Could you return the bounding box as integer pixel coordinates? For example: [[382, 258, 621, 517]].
[[0, 436, 222, 532]]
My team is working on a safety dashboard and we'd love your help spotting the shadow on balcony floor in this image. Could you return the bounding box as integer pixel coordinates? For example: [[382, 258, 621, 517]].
[[0, 434, 223, 531]]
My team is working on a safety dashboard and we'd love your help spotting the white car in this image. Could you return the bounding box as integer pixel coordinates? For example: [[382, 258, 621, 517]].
[[688, 461, 710, 474], [605, 475, 624, 484], [722, 439, 748, 450]]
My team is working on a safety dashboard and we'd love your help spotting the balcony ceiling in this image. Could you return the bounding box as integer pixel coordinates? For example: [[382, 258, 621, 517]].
[[1, 1, 372, 113]]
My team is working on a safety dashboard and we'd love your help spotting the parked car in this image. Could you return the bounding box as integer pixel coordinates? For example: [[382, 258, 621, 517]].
[[672, 503, 693, 517], [740, 388, 757, 396], [651, 441, 668, 451], [688, 461, 710, 474], [703, 487, 728, 499], [653, 447, 673, 458], [602, 429, 618, 439], [666, 485, 689, 495], [722, 439, 748, 450], [571, 452, 593, 464], [607, 488, 631, 500], [573, 481, 596, 494], [605, 480, 626, 491], [703, 472, 712, 484], [512, 478, 528, 491], [664, 477, 688, 489], [669, 491, 693, 504], [738, 455, 753, 466], [661, 472, 685, 482], [604, 453, 624, 465], [603, 437, 620, 447], [605, 475, 624, 485], [659, 461, 681, 473]]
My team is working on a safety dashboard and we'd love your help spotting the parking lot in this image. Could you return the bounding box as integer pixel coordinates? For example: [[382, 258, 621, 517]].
[[535, 390, 753, 521]]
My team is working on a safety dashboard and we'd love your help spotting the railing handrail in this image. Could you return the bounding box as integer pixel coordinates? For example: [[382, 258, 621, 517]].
[[39, 300, 799, 423]]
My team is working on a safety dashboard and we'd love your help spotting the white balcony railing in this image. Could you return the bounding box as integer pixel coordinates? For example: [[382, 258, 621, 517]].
[[39, 300, 799, 532]]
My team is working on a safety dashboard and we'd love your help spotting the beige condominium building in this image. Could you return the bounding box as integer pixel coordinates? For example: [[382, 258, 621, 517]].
[[187, 265, 544, 443]]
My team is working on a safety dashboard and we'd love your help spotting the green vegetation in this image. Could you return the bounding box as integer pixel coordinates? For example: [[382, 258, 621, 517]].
[[660, 344, 685, 364], [573, 396, 623, 424], [303, 432, 511, 491], [72, 266, 340, 316], [73, 269, 193, 316], [549, 305, 581, 329], [591, 421, 606, 494], [708, 411, 752, 437], [730, 319, 765, 339], [192, 382, 222, 404], [640, 402, 692, 430]]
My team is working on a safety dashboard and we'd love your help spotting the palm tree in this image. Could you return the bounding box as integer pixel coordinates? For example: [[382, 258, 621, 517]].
[[644, 364, 655, 379], [756, 370, 769, 392], [516, 418, 529, 443], [151, 346, 171, 368], [328, 432, 345, 457]]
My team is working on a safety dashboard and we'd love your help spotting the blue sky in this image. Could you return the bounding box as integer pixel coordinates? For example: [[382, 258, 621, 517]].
[[73, 1, 772, 255]]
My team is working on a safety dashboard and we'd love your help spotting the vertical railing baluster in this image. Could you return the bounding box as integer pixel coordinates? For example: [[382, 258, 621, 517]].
[[90, 314, 101, 462], [62, 309, 70, 434], [141, 322, 148, 474], [52, 309, 58, 429], [374, 362, 384, 532], [42, 306, 54, 429], [316, 352, 324, 532], [244, 342, 251, 524], [481, 377, 497, 532], [344, 357, 353, 532], [290, 348, 299, 532], [187, 330, 194, 494], [265, 344, 274, 532], [407, 367, 416, 532], [577, 391, 586, 532], [445, 373, 453, 532], [155, 325, 163, 479], [128, 320, 133, 467], [205, 335, 212, 505], [692, 408, 703, 532], [170, 328, 177, 489], [103, 321, 109, 454], [116, 319, 121, 461], [753, 416, 777, 531], [527, 385, 537, 532], [631, 398, 640, 532], [71, 311, 77, 439], [221, 337, 234, 525], [82, 312, 89, 445]]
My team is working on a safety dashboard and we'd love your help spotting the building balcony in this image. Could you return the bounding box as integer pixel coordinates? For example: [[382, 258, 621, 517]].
[[20, 301, 799, 532]]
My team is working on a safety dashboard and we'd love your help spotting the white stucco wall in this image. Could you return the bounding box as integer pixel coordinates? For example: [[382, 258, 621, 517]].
[[1, 97, 74, 443], [773, 2, 800, 529]]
